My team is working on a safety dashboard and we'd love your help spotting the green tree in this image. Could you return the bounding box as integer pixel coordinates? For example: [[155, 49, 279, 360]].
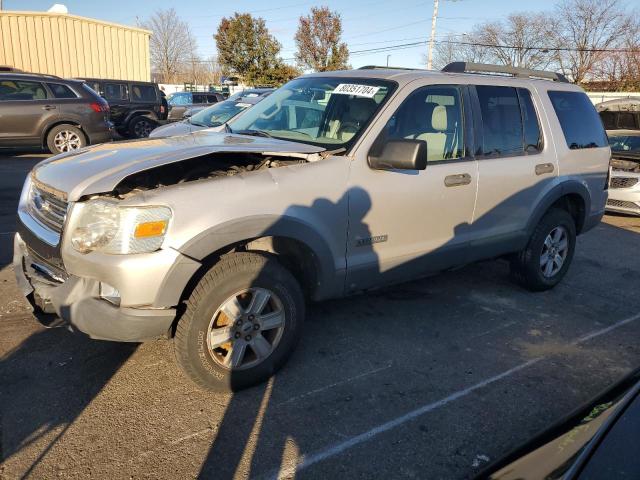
[[215, 13, 296, 86], [295, 7, 349, 72]]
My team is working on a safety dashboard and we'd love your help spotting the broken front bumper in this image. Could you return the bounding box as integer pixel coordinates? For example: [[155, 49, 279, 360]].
[[13, 233, 177, 342]]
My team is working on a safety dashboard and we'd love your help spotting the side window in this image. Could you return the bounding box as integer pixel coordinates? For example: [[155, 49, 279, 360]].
[[382, 85, 464, 162], [599, 111, 616, 130], [207, 94, 219, 104], [193, 93, 205, 104], [47, 83, 78, 99], [518, 88, 543, 153], [130, 84, 157, 102], [104, 83, 128, 101], [548, 91, 608, 149], [476, 85, 523, 157], [617, 112, 637, 129], [0, 80, 48, 101]]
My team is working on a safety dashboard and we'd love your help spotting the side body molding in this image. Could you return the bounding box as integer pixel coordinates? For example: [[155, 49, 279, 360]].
[[177, 215, 344, 301]]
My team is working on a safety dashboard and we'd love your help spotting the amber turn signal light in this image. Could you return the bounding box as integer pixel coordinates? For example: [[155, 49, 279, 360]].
[[134, 220, 167, 238]]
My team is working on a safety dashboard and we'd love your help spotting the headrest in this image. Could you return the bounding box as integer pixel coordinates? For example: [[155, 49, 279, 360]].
[[348, 98, 377, 123], [432, 105, 448, 132]]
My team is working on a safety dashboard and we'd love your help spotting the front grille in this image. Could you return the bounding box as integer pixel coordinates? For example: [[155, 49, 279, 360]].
[[610, 177, 639, 189], [27, 183, 68, 233], [607, 199, 639, 210]]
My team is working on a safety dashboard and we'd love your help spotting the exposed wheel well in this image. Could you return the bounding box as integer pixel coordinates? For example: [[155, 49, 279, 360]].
[[169, 236, 319, 337], [42, 121, 88, 147], [551, 193, 586, 233]]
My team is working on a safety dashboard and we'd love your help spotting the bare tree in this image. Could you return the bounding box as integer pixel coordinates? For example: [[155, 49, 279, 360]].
[[432, 33, 491, 69], [141, 8, 197, 83], [554, 0, 627, 83], [295, 7, 349, 72]]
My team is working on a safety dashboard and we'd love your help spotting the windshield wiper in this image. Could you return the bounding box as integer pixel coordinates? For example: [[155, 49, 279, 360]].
[[234, 129, 273, 138], [224, 122, 233, 133]]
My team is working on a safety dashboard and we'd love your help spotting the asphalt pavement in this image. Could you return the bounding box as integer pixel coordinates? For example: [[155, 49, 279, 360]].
[[1, 149, 640, 479]]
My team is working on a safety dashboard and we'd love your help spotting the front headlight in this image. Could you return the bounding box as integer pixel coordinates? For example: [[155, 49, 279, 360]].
[[70, 199, 172, 254]]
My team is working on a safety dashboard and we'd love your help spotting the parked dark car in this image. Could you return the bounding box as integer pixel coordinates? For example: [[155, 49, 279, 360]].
[[0, 72, 112, 153], [81, 78, 166, 138], [477, 368, 640, 480], [166, 91, 226, 121]]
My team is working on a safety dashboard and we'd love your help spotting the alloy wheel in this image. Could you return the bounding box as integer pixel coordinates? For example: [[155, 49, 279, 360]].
[[540, 226, 569, 278], [53, 130, 82, 152], [207, 287, 286, 370]]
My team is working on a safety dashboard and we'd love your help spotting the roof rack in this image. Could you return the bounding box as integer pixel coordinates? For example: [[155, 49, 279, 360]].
[[358, 65, 422, 71], [441, 62, 569, 83]]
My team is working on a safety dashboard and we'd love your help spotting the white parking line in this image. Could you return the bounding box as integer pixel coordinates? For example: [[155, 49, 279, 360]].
[[266, 312, 640, 480]]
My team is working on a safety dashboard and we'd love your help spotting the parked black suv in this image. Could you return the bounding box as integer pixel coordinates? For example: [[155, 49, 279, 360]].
[[166, 91, 226, 121], [81, 78, 167, 138], [0, 72, 112, 153]]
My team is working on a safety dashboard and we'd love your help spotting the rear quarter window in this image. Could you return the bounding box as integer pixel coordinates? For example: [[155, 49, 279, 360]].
[[47, 83, 78, 99], [130, 84, 157, 102], [548, 91, 607, 149]]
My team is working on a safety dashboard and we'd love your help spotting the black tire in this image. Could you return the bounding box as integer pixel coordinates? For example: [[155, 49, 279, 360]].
[[129, 116, 156, 138], [174, 252, 304, 392], [46, 124, 86, 154], [510, 208, 576, 292]]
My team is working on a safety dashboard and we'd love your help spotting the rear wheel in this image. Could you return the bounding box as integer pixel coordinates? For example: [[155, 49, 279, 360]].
[[46, 124, 86, 154], [129, 116, 156, 138], [510, 208, 576, 291], [174, 252, 304, 392]]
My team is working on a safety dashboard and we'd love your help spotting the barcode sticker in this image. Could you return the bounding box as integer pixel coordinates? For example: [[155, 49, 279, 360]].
[[332, 84, 381, 98]]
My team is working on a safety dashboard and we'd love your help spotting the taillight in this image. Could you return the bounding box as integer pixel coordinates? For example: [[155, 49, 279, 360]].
[[90, 102, 109, 113]]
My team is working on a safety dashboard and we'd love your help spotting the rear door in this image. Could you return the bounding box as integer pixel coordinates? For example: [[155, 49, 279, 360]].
[[0, 78, 55, 146], [468, 84, 556, 257], [102, 82, 130, 127]]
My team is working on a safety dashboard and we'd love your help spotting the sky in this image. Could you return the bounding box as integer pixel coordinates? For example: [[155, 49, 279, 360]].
[[6, 0, 560, 69]]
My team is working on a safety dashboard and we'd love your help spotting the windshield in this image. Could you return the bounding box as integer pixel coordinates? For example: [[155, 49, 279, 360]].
[[229, 77, 395, 149], [609, 134, 640, 153], [168, 92, 191, 106], [190, 101, 253, 127]]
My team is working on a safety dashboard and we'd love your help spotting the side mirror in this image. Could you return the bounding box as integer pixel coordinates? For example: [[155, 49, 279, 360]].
[[368, 139, 427, 171]]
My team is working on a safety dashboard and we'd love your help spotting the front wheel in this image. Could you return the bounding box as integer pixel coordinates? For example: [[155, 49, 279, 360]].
[[174, 252, 304, 392], [510, 208, 576, 291]]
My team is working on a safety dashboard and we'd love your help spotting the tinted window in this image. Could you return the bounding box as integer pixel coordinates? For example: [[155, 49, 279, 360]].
[[47, 83, 77, 99], [104, 83, 128, 101], [192, 93, 205, 104], [0, 80, 47, 100], [617, 112, 637, 129], [207, 94, 219, 103], [477, 85, 523, 156], [548, 91, 607, 149], [609, 135, 640, 153], [130, 84, 156, 102], [518, 88, 542, 152], [599, 111, 616, 130], [381, 85, 464, 162]]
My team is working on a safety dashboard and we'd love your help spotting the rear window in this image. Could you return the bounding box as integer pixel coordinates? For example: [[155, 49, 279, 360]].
[[104, 83, 128, 101], [548, 91, 607, 149], [617, 112, 637, 129], [130, 84, 157, 102], [47, 83, 77, 99], [599, 111, 616, 130]]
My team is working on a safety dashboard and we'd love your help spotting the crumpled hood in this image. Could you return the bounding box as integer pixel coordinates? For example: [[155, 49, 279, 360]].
[[33, 131, 325, 201]]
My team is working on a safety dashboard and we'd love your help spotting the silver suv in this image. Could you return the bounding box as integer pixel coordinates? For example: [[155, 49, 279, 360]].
[[13, 63, 610, 391]]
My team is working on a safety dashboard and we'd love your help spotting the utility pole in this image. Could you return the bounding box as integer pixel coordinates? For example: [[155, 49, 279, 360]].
[[386, 54, 391, 67], [427, 0, 439, 70]]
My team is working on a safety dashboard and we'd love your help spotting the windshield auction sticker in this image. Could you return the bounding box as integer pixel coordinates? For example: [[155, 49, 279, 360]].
[[332, 84, 381, 98]]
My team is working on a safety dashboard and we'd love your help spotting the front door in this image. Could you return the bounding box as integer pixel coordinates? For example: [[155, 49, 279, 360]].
[[346, 83, 478, 293]]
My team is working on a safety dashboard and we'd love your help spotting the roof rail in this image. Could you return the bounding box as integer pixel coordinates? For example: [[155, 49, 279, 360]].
[[0, 65, 23, 72], [441, 62, 569, 83], [358, 65, 422, 71]]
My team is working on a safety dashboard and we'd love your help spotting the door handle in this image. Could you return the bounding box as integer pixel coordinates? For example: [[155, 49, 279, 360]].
[[444, 173, 472, 187], [42, 105, 57, 110], [535, 163, 554, 175]]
